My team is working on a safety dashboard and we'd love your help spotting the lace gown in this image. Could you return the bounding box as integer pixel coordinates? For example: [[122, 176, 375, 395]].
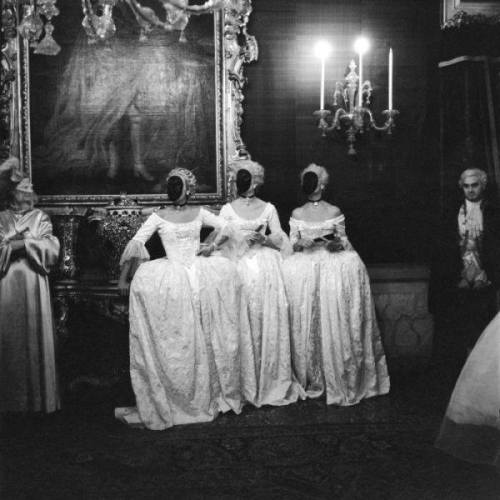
[[283, 215, 390, 405], [116, 208, 249, 430], [218, 203, 303, 407], [435, 312, 500, 466]]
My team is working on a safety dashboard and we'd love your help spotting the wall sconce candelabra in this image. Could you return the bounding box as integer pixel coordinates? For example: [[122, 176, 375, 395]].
[[313, 38, 398, 155]]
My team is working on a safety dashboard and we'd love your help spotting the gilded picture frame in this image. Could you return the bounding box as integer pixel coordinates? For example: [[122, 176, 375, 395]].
[[442, 0, 500, 24], [1, 0, 257, 208]]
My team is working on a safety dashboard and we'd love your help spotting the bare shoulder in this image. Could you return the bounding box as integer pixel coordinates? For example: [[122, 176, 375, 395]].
[[324, 203, 342, 218], [200, 205, 218, 214], [291, 205, 306, 219], [156, 207, 171, 219]]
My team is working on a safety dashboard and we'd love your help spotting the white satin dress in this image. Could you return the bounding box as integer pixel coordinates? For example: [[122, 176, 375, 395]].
[[115, 208, 250, 430], [219, 202, 303, 407], [283, 215, 390, 405]]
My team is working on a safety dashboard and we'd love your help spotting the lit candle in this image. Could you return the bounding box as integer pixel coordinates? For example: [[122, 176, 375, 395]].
[[358, 53, 363, 108], [314, 41, 332, 110], [320, 56, 326, 110], [354, 37, 369, 108], [388, 47, 393, 110]]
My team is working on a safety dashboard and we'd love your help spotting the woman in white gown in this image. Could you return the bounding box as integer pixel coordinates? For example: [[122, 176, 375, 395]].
[[218, 160, 303, 407], [435, 311, 500, 467], [283, 164, 390, 405], [115, 168, 248, 430]]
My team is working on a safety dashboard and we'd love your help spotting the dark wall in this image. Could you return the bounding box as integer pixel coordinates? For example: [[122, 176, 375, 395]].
[[241, 0, 441, 263]]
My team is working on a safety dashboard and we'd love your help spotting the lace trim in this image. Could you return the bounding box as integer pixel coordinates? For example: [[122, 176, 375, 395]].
[[120, 239, 150, 267], [290, 214, 345, 227]]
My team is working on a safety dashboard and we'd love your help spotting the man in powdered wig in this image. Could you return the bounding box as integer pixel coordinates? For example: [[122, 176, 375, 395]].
[[456, 168, 500, 290]]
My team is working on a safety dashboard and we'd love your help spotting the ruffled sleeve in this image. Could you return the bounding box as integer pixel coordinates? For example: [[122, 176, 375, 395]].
[[288, 217, 300, 246], [332, 213, 353, 251], [23, 211, 60, 276], [200, 207, 225, 230], [0, 218, 12, 277], [217, 204, 231, 223], [200, 207, 234, 240], [119, 214, 159, 267], [267, 204, 293, 257]]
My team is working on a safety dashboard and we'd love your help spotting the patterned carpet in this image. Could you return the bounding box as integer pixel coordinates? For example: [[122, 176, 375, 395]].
[[2, 365, 500, 499]]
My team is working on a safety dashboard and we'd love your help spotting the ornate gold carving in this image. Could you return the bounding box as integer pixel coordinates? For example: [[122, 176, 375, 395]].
[[3, 1, 257, 208], [53, 211, 83, 279], [93, 195, 144, 280], [53, 294, 70, 345], [224, 0, 258, 167], [0, 0, 18, 161]]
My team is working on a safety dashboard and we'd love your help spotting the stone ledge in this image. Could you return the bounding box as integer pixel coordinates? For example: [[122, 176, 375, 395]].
[[367, 263, 434, 364], [367, 263, 430, 283]]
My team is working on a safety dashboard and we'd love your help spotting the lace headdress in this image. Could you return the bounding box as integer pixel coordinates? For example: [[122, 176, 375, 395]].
[[300, 163, 329, 187], [231, 159, 265, 187], [166, 168, 197, 194]]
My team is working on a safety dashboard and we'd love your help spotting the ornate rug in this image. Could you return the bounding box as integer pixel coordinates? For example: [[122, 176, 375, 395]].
[[2, 387, 500, 499]]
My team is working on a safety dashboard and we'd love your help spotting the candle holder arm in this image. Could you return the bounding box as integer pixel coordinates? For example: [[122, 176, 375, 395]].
[[368, 109, 399, 133]]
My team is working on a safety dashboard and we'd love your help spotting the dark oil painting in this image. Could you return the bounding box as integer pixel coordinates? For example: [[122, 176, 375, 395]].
[[29, 1, 217, 198]]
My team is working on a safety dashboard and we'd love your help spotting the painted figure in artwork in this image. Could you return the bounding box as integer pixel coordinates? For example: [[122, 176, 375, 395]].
[[32, 3, 216, 194]]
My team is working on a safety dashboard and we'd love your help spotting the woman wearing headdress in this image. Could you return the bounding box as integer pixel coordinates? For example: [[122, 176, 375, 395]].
[[115, 168, 251, 430], [0, 158, 60, 413], [218, 159, 303, 407], [282, 164, 390, 405]]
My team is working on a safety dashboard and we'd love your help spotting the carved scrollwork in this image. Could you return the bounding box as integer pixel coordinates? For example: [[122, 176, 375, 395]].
[[223, 0, 258, 175], [2, 1, 257, 207], [53, 294, 70, 345], [93, 195, 145, 280], [53, 211, 83, 279], [0, 0, 18, 161]]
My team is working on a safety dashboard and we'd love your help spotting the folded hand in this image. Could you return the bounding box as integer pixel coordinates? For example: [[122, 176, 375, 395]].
[[197, 243, 215, 257], [246, 231, 266, 245], [293, 238, 315, 251]]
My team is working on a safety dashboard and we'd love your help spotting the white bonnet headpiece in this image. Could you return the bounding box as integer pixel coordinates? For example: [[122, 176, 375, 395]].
[[300, 163, 329, 186], [231, 159, 265, 187], [166, 167, 197, 193]]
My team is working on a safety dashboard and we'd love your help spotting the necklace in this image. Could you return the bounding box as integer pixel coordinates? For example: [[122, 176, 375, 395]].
[[307, 198, 321, 208], [240, 194, 256, 206], [173, 200, 188, 210]]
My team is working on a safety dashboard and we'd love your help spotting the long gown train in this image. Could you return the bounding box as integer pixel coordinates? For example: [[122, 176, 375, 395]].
[[435, 311, 500, 466], [116, 208, 252, 430]]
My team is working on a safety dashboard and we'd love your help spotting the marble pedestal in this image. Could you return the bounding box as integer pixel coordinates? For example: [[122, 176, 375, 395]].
[[367, 264, 434, 366]]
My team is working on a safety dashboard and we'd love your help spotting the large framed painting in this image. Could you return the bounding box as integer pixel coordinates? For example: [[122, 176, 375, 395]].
[[442, 0, 500, 23], [1, 0, 257, 206]]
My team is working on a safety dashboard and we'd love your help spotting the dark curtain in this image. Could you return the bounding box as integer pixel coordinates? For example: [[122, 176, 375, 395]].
[[430, 55, 500, 340], [439, 56, 500, 215]]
